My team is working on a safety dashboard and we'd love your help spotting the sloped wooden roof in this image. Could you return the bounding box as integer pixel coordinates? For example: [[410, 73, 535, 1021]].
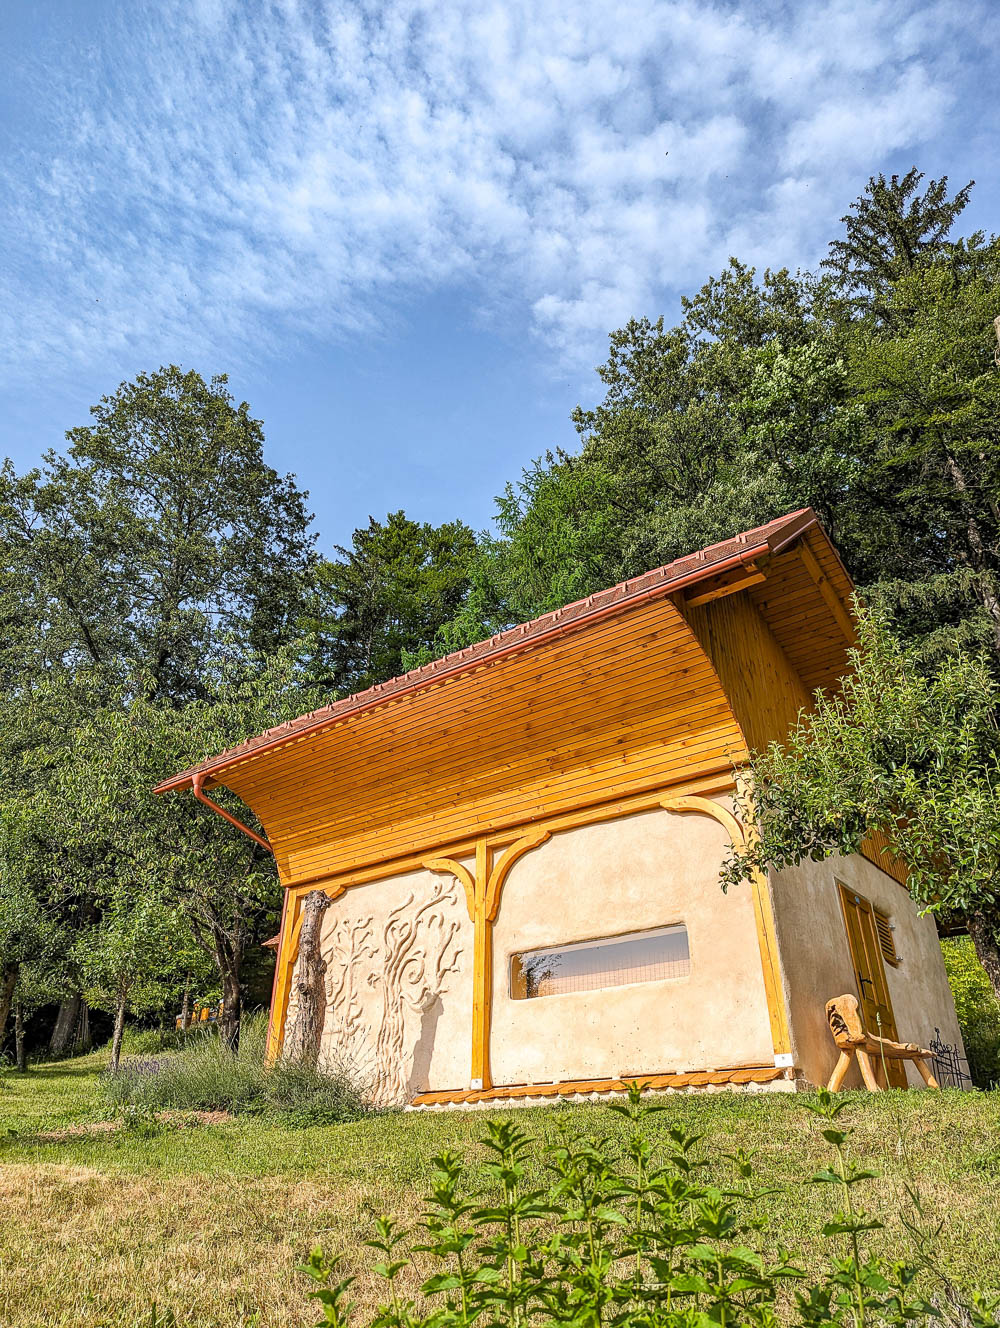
[[157, 506, 835, 794], [155, 507, 856, 887]]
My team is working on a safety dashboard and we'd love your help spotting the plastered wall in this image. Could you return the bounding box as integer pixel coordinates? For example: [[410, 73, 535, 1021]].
[[769, 854, 965, 1088], [301, 866, 475, 1104], [490, 804, 775, 1085]]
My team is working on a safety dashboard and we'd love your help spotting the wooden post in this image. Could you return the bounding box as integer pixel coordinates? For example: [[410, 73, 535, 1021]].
[[426, 831, 549, 1093], [470, 839, 492, 1090]]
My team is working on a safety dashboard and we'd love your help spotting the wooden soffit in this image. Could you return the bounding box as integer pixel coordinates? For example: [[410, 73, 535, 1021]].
[[219, 594, 748, 885]]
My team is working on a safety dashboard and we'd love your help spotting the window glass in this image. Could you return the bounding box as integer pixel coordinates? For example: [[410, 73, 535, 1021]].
[[510, 925, 690, 1000]]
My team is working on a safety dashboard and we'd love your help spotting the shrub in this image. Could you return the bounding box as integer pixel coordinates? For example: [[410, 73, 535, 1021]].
[[942, 937, 1000, 1088], [102, 1012, 371, 1125], [119, 1024, 187, 1056], [300, 1085, 997, 1328]]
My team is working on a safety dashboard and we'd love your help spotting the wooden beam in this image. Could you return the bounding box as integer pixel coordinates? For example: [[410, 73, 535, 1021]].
[[683, 563, 767, 609], [660, 794, 792, 1061], [797, 539, 856, 644]]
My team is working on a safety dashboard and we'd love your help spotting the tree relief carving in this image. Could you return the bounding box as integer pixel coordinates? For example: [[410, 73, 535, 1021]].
[[315, 875, 464, 1106]]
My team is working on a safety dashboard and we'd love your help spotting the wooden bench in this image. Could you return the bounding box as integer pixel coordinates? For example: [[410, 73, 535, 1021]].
[[825, 994, 940, 1091]]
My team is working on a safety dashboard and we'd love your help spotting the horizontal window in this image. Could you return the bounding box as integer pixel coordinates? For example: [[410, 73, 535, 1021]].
[[510, 925, 690, 1000]]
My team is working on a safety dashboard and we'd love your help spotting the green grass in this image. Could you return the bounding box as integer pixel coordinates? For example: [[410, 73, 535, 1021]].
[[1, 1053, 999, 1327]]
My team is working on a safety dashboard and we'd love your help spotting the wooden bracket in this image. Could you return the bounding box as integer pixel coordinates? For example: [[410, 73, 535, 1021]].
[[423, 856, 477, 921], [797, 539, 856, 644], [683, 560, 767, 609], [485, 831, 550, 920]]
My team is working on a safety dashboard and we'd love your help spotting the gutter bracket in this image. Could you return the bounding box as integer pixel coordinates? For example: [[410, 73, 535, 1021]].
[[192, 774, 273, 855]]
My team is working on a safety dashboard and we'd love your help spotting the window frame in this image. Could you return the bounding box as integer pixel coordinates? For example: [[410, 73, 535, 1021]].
[[508, 922, 691, 1002]]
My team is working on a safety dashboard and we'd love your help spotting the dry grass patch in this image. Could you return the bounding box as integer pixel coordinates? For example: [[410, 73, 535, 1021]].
[[0, 1161, 425, 1328]]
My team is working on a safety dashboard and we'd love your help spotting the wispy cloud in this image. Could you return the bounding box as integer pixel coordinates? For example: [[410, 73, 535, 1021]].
[[0, 0, 987, 379]]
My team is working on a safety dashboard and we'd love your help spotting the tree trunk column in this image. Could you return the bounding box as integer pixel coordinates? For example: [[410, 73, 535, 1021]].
[[49, 994, 82, 1056], [14, 998, 26, 1072], [0, 963, 18, 1047], [109, 990, 128, 1074], [283, 889, 333, 1068]]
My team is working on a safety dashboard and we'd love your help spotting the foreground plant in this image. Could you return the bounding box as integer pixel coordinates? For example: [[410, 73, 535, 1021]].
[[300, 1084, 997, 1328]]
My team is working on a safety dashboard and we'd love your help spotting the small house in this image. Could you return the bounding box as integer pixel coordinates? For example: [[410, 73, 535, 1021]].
[[156, 509, 963, 1105]]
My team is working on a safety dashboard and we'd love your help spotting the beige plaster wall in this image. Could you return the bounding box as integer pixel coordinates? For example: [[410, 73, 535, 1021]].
[[296, 867, 475, 1105], [490, 804, 775, 1085], [769, 854, 964, 1088]]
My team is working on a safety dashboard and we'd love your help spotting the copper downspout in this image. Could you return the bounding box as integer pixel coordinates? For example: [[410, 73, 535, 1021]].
[[192, 773, 273, 854]]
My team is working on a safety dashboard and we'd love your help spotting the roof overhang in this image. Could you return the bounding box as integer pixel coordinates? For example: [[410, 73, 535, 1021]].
[[155, 506, 827, 797]]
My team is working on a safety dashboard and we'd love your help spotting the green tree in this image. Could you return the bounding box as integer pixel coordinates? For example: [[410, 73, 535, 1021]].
[[940, 937, 1000, 1087], [305, 511, 477, 690], [723, 605, 1000, 1002], [0, 673, 104, 1055], [822, 168, 974, 313], [847, 263, 1000, 661], [76, 892, 187, 1074], [441, 172, 998, 686], [0, 365, 315, 696], [0, 367, 317, 1050], [51, 647, 309, 1050]]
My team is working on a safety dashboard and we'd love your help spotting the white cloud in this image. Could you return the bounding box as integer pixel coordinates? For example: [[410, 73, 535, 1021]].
[[0, 0, 986, 380]]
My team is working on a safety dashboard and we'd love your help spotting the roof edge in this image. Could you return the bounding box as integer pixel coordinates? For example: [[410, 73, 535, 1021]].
[[155, 507, 823, 795]]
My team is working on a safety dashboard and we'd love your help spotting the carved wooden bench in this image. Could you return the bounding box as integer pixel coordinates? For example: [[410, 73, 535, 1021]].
[[825, 994, 939, 1091]]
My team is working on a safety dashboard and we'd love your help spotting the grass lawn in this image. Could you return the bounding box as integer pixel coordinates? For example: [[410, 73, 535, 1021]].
[[1, 1051, 999, 1328]]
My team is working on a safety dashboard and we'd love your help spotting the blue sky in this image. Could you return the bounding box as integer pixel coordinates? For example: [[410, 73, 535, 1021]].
[[2, 1, 996, 553]]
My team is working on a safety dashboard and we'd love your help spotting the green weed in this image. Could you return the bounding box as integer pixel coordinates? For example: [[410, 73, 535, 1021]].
[[301, 1084, 997, 1328]]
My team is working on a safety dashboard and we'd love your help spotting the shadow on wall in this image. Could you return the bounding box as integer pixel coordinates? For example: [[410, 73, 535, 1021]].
[[408, 993, 444, 1096]]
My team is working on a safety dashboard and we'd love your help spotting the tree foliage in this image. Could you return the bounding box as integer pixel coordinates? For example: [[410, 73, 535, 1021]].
[[723, 605, 1000, 999], [0, 367, 317, 1054], [0, 365, 315, 698], [444, 173, 999, 677], [941, 937, 1000, 1087], [305, 511, 477, 691]]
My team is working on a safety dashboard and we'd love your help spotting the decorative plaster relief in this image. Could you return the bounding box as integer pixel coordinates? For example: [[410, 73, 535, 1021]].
[[317, 876, 464, 1106]]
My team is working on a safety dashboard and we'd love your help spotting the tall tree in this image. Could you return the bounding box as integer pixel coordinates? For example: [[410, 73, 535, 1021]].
[[306, 511, 477, 691], [53, 648, 308, 1050], [0, 365, 315, 697], [823, 169, 974, 312], [0, 367, 317, 1049], [441, 173, 997, 671]]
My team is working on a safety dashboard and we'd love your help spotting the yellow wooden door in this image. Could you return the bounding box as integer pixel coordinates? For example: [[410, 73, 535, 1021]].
[[837, 883, 907, 1088]]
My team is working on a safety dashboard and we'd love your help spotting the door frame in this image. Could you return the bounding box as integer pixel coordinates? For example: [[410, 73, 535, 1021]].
[[836, 881, 906, 1088]]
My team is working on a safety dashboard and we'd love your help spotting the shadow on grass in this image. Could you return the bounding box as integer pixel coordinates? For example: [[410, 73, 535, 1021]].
[[14, 1062, 105, 1078]]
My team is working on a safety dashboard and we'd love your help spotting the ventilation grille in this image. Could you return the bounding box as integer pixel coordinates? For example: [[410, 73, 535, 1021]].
[[874, 909, 899, 966]]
